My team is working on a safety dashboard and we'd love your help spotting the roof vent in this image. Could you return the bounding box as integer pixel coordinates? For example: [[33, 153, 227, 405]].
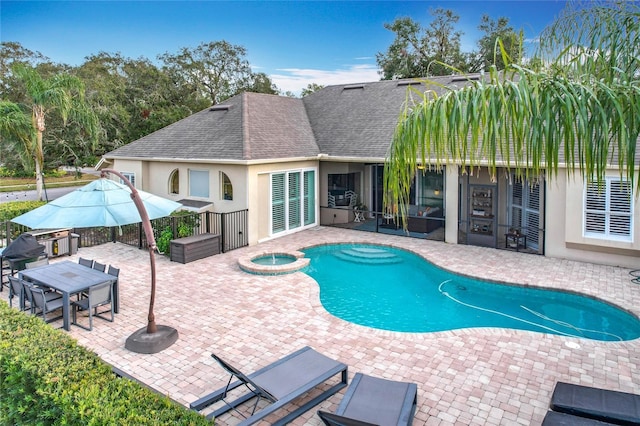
[[210, 105, 230, 111], [397, 80, 421, 87], [451, 75, 481, 82], [343, 84, 365, 90]]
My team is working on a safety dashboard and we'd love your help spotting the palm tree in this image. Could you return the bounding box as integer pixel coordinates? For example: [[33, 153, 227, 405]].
[[0, 101, 35, 171], [8, 64, 99, 200], [385, 1, 639, 211]]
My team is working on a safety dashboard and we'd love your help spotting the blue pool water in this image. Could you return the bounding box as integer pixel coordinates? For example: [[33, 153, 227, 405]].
[[302, 244, 640, 341], [252, 254, 297, 265]]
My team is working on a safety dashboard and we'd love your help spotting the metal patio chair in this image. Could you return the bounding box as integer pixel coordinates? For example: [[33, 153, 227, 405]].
[[25, 258, 50, 269], [78, 257, 94, 268], [71, 281, 114, 330], [29, 283, 64, 323], [92, 261, 106, 273]]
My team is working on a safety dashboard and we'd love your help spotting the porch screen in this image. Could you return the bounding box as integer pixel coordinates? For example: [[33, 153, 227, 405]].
[[585, 178, 632, 241]]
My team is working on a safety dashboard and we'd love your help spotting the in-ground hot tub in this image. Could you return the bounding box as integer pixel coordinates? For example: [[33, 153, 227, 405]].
[[238, 250, 309, 275]]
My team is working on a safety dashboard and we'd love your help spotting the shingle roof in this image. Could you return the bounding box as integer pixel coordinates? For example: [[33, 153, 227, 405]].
[[106, 92, 318, 161], [103, 75, 488, 163], [302, 76, 460, 159]]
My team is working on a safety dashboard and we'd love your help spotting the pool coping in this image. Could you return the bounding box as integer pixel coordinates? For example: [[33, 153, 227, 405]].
[[237, 249, 310, 275]]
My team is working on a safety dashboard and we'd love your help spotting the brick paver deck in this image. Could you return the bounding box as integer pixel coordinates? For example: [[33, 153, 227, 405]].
[[4, 226, 640, 425]]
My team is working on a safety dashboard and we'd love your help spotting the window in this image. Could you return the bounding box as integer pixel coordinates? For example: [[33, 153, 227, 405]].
[[304, 170, 315, 225], [584, 178, 633, 241], [328, 172, 360, 206], [509, 176, 541, 250], [271, 169, 316, 235], [169, 169, 179, 194], [189, 169, 209, 198], [415, 170, 444, 209], [120, 172, 135, 188], [220, 172, 233, 200]]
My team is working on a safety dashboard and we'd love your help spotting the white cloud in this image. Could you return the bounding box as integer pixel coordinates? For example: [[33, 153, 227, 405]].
[[270, 64, 381, 96]]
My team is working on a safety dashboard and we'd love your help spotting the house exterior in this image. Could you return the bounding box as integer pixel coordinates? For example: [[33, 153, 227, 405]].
[[99, 75, 640, 269]]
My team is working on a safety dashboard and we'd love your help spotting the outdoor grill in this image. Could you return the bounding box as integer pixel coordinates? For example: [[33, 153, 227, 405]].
[[1, 233, 47, 275]]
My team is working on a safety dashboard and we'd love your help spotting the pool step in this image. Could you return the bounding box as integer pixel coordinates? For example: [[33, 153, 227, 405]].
[[334, 247, 403, 265]]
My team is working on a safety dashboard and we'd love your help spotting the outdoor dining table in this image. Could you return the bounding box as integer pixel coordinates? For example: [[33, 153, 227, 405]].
[[19, 260, 118, 331]]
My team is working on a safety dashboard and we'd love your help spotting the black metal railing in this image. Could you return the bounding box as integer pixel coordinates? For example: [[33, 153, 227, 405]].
[[320, 207, 446, 242], [0, 210, 249, 254]]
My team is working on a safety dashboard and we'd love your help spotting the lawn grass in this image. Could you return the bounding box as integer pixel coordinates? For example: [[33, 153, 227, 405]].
[[0, 173, 99, 192]]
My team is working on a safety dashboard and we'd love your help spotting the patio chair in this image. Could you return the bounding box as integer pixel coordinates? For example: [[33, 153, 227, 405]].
[[78, 257, 93, 268], [71, 281, 114, 330], [190, 346, 348, 425], [1, 254, 9, 292], [549, 381, 640, 425], [107, 265, 120, 281], [13, 277, 61, 313], [328, 193, 336, 208], [25, 258, 49, 269], [92, 261, 106, 272], [317, 373, 417, 426], [7, 276, 27, 311], [29, 284, 64, 323]]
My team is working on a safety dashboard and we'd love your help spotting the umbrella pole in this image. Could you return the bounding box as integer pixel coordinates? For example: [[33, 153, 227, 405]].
[[103, 170, 177, 353]]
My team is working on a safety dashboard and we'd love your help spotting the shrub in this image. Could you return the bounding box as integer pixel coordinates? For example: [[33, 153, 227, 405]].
[[0, 201, 46, 222], [0, 302, 212, 425], [156, 227, 174, 255]]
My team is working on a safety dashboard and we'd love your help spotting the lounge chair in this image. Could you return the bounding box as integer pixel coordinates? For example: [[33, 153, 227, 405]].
[[542, 410, 617, 425], [190, 346, 348, 425], [318, 373, 417, 426], [549, 381, 640, 425]]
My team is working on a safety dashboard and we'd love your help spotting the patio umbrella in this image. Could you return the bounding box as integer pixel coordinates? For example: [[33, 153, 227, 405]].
[[12, 170, 181, 353], [11, 178, 182, 229]]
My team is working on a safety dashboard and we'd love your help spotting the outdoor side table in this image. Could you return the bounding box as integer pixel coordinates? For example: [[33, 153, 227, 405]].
[[505, 233, 526, 251]]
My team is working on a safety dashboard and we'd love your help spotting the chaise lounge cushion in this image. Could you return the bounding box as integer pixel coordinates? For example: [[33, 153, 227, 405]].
[[542, 411, 618, 425], [550, 381, 640, 425]]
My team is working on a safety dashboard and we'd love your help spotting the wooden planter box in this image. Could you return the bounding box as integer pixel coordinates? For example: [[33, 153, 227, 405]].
[[170, 233, 220, 264]]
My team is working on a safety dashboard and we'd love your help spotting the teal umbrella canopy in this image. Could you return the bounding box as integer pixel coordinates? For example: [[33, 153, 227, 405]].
[[11, 178, 182, 229]]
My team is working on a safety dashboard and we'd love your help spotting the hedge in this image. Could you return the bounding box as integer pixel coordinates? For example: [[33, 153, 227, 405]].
[[0, 302, 212, 425], [0, 201, 47, 223]]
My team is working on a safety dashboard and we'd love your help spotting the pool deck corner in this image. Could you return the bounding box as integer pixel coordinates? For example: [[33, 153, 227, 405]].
[[5, 226, 640, 425]]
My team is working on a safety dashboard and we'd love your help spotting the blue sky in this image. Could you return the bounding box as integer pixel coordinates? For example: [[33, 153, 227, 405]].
[[1, 1, 568, 94]]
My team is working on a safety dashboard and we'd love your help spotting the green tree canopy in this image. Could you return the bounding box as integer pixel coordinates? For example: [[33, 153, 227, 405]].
[[376, 8, 466, 79], [301, 83, 325, 97], [386, 1, 640, 212], [469, 15, 522, 72], [159, 41, 254, 105]]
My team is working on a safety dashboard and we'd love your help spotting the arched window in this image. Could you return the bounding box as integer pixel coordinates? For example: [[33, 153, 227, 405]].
[[221, 172, 233, 200], [169, 169, 179, 194]]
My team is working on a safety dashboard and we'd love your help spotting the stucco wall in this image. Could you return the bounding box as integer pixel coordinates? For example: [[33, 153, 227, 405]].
[[111, 159, 248, 212], [546, 172, 640, 268], [250, 160, 319, 245]]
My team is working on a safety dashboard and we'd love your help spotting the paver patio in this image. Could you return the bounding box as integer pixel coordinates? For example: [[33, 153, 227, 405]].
[[4, 226, 640, 425]]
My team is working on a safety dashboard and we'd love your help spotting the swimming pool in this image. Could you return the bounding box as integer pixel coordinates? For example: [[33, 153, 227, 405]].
[[302, 244, 640, 341]]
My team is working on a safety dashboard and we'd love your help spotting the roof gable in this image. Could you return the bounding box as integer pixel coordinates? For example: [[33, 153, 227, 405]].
[[107, 92, 318, 161]]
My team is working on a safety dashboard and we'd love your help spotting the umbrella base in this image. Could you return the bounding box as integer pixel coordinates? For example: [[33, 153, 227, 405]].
[[125, 325, 179, 354]]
